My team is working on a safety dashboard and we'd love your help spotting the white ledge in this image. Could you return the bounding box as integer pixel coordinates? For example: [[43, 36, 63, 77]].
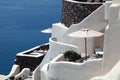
[[66, 0, 103, 4]]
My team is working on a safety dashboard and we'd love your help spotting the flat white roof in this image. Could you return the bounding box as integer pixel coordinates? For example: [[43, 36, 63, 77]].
[[17, 52, 44, 58]]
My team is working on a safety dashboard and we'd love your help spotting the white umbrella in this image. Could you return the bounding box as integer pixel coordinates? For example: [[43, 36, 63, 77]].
[[68, 28, 104, 60], [41, 28, 52, 33]]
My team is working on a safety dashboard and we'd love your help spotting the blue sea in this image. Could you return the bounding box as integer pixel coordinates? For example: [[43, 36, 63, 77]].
[[0, 0, 61, 75]]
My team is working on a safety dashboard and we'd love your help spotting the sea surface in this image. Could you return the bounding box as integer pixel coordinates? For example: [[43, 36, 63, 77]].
[[0, 0, 61, 75]]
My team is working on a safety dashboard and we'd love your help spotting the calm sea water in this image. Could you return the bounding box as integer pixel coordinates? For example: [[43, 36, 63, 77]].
[[0, 0, 61, 75]]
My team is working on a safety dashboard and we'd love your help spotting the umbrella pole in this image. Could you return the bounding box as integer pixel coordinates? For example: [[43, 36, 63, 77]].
[[84, 38, 87, 60]]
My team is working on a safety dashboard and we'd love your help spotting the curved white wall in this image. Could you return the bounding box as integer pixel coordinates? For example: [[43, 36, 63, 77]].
[[48, 59, 102, 80], [52, 23, 68, 42], [40, 38, 79, 80], [41, 54, 64, 80], [49, 37, 79, 60], [33, 65, 40, 80], [41, 63, 49, 80], [35, 50, 52, 80]]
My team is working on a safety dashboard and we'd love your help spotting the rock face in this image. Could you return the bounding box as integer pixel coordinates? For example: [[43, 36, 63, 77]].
[[61, 0, 102, 27]]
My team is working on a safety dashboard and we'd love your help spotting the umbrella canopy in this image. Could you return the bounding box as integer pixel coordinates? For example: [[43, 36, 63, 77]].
[[68, 28, 104, 38], [68, 28, 104, 60], [41, 28, 52, 33]]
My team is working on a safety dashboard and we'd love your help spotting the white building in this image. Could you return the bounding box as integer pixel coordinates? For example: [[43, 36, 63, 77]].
[[5, 0, 120, 80]]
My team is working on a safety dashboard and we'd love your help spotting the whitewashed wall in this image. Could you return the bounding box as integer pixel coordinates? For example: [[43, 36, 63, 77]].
[[40, 38, 79, 80], [33, 66, 40, 80], [40, 3, 107, 80], [49, 37, 79, 60], [48, 59, 102, 80], [52, 23, 68, 42], [105, 1, 112, 20], [112, 0, 120, 5], [102, 3, 120, 75], [41, 63, 49, 80], [91, 60, 120, 80]]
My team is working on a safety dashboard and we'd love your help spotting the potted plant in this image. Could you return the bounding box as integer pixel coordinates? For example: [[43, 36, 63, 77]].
[[63, 51, 81, 62], [9, 76, 15, 80]]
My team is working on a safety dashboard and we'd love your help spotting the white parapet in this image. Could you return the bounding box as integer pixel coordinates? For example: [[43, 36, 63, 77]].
[[41, 63, 49, 80], [113, 0, 120, 5], [108, 4, 120, 22], [52, 23, 68, 42], [48, 59, 102, 80], [49, 37, 79, 60], [91, 60, 120, 80], [15, 68, 30, 80], [105, 1, 112, 20]]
